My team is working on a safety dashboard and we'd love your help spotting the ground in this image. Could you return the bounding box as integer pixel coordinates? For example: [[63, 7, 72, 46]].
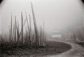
[[1, 38, 84, 57], [47, 38, 84, 57]]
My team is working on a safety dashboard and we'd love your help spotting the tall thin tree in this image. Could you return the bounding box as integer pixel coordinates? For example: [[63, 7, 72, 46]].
[[21, 12, 24, 44], [16, 22, 20, 43], [9, 13, 13, 42], [30, 1, 39, 47], [14, 16, 17, 42]]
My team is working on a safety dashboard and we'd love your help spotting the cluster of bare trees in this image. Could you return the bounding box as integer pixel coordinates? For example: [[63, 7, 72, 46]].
[[62, 26, 84, 43], [71, 27, 84, 43], [0, 1, 46, 48]]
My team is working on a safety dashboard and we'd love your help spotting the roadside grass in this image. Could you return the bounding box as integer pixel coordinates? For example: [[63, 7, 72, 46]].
[[0, 41, 71, 57], [77, 42, 84, 47]]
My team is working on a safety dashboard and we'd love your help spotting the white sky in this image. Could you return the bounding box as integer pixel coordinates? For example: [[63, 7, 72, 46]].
[[0, 0, 84, 34]]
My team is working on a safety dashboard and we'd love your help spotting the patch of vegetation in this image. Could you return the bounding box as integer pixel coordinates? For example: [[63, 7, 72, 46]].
[[77, 42, 84, 47], [0, 41, 71, 57]]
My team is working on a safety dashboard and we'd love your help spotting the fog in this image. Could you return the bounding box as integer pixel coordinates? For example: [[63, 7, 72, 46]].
[[0, 0, 84, 35]]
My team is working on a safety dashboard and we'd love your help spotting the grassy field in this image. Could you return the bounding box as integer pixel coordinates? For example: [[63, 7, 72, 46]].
[[0, 41, 71, 57]]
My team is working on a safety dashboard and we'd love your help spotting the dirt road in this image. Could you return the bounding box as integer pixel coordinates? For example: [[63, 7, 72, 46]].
[[46, 38, 84, 57]]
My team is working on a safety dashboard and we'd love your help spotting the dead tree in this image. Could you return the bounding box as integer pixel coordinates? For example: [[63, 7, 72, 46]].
[[21, 13, 24, 44], [30, 1, 39, 47], [9, 14, 13, 42]]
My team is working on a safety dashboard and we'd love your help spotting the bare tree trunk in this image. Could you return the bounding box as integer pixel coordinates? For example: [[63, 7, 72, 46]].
[[9, 14, 13, 42], [21, 13, 24, 44], [16, 22, 20, 43], [14, 16, 17, 43], [25, 13, 30, 45], [30, 1, 39, 48], [28, 15, 32, 45]]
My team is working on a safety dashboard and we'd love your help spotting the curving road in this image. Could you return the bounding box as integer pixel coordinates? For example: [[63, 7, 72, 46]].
[[45, 38, 84, 57]]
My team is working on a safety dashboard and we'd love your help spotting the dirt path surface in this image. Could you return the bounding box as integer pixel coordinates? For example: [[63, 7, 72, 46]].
[[46, 38, 84, 57]]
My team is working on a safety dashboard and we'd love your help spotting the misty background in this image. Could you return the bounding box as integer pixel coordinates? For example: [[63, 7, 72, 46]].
[[0, 0, 84, 36]]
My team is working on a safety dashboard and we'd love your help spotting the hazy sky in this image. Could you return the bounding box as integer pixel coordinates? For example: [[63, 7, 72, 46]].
[[0, 0, 84, 34]]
